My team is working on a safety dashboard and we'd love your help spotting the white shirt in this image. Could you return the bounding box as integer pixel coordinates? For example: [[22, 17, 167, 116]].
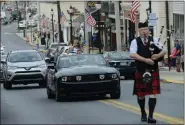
[[129, 37, 165, 54]]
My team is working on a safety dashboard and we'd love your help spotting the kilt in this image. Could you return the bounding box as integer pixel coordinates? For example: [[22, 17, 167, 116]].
[[133, 70, 161, 97]]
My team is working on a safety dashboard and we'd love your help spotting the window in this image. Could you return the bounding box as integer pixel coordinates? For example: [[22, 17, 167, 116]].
[[173, 13, 184, 45]]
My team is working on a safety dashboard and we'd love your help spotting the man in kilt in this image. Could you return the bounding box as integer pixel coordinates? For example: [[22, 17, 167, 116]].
[[129, 22, 166, 123]]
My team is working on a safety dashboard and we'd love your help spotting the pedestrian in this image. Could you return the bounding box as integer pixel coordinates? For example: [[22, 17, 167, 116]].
[[170, 44, 177, 68], [175, 40, 182, 72], [181, 48, 184, 72], [129, 22, 166, 123], [36, 34, 40, 50]]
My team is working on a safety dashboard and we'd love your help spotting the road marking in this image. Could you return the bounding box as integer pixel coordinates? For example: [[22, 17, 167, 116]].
[[99, 99, 184, 124], [4, 32, 14, 35]]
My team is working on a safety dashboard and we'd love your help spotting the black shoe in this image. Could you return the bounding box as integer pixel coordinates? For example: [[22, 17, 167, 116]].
[[148, 117, 157, 123], [141, 114, 147, 122]]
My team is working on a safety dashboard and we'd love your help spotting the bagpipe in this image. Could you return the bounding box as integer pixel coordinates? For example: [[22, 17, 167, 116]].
[[148, 26, 165, 62], [142, 26, 174, 84]]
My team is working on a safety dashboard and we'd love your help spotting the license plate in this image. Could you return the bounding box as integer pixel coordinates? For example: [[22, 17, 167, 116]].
[[120, 76, 125, 79], [120, 62, 127, 66]]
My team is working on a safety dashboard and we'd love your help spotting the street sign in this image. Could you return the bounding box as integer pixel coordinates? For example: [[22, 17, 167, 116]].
[[149, 13, 157, 26], [87, 1, 97, 7]]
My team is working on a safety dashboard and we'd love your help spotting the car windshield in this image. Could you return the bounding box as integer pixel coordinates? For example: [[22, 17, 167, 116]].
[[58, 54, 107, 68], [8, 51, 42, 62], [109, 52, 129, 59]]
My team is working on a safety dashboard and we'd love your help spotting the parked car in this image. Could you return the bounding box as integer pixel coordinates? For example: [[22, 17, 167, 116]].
[[28, 19, 37, 27], [45, 43, 67, 62], [18, 20, 28, 29], [46, 54, 121, 101], [103, 51, 136, 79], [1, 50, 48, 89]]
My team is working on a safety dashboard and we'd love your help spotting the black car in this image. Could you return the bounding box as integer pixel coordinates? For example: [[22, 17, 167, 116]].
[[46, 54, 121, 102], [103, 51, 136, 79], [46, 43, 67, 62]]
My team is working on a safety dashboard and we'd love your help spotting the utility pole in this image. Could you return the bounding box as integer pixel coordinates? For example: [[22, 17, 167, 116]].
[[37, 2, 41, 33], [16, 1, 19, 30], [114, 1, 122, 51], [149, 0, 153, 36], [57, 1, 64, 43], [165, 1, 171, 71], [23, 1, 26, 37], [97, 8, 101, 53]]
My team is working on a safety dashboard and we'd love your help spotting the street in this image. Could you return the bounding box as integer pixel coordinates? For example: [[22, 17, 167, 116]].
[[1, 22, 184, 124]]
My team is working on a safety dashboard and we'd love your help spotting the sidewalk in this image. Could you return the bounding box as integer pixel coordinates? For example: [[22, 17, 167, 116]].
[[16, 32, 44, 47], [159, 67, 184, 84], [16, 32, 46, 52]]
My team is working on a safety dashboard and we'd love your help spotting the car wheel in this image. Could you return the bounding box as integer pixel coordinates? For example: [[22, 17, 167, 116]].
[[6, 81, 12, 90], [47, 87, 55, 99], [39, 81, 47, 88], [55, 87, 61, 102], [110, 87, 121, 99], [3, 81, 7, 89]]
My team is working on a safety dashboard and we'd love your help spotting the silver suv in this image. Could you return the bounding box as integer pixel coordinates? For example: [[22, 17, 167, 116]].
[[1, 50, 48, 89]]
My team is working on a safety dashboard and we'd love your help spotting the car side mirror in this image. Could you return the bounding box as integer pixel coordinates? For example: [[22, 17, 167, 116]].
[[45, 57, 50, 63]]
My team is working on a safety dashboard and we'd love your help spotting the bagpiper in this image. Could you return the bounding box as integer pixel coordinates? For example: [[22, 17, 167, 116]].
[[129, 22, 166, 123]]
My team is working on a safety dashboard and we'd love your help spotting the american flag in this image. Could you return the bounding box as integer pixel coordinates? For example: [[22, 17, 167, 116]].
[[130, 0, 141, 23], [85, 9, 96, 26], [60, 11, 66, 24]]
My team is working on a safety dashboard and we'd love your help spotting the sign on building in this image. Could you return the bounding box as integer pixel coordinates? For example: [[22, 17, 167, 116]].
[[87, 1, 97, 8], [149, 13, 157, 26]]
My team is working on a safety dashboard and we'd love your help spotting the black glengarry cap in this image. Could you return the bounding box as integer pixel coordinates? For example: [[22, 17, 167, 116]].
[[138, 22, 148, 28]]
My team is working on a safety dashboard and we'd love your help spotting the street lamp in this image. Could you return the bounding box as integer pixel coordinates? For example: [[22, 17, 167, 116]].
[[95, 2, 102, 53], [51, 8, 54, 43], [69, 5, 73, 45]]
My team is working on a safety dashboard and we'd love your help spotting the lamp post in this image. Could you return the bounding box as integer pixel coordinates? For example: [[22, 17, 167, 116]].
[[69, 5, 73, 45], [51, 8, 54, 43], [95, 2, 102, 53]]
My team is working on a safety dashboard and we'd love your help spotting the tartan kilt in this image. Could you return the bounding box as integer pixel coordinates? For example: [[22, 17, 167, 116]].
[[133, 70, 161, 97]]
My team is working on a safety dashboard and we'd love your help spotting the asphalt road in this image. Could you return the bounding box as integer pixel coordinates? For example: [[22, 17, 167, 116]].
[[1, 23, 184, 124]]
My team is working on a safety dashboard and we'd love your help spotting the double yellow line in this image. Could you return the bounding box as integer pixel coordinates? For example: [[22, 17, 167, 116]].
[[99, 99, 184, 124]]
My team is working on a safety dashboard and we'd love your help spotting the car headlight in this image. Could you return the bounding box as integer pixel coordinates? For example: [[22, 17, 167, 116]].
[[112, 74, 117, 79], [99, 74, 105, 80], [61, 76, 67, 82], [8, 66, 17, 70], [76, 76, 82, 81], [39, 64, 47, 69]]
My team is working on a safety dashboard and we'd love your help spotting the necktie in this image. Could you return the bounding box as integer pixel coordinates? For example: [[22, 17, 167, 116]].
[[143, 38, 147, 46]]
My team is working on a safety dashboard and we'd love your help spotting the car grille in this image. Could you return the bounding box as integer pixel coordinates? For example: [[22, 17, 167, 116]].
[[61, 82, 117, 93], [15, 70, 41, 73], [130, 62, 136, 67], [62, 74, 112, 82], [12, 74, 44, 81]]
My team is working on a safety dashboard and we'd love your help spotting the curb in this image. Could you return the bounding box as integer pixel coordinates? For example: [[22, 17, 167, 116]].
[[160, 79, 184, 84]]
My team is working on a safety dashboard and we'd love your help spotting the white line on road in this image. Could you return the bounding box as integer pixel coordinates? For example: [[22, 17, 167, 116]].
[[4, 32, 15, 35]]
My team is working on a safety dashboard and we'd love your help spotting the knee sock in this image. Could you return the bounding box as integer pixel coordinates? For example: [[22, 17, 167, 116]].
[[148, 98, 157, 118], [137, 98, 146, 115]]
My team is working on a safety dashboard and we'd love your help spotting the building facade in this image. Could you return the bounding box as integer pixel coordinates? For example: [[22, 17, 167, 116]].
[[169, 1, 184, 47], [39, 2, 84, 43]]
